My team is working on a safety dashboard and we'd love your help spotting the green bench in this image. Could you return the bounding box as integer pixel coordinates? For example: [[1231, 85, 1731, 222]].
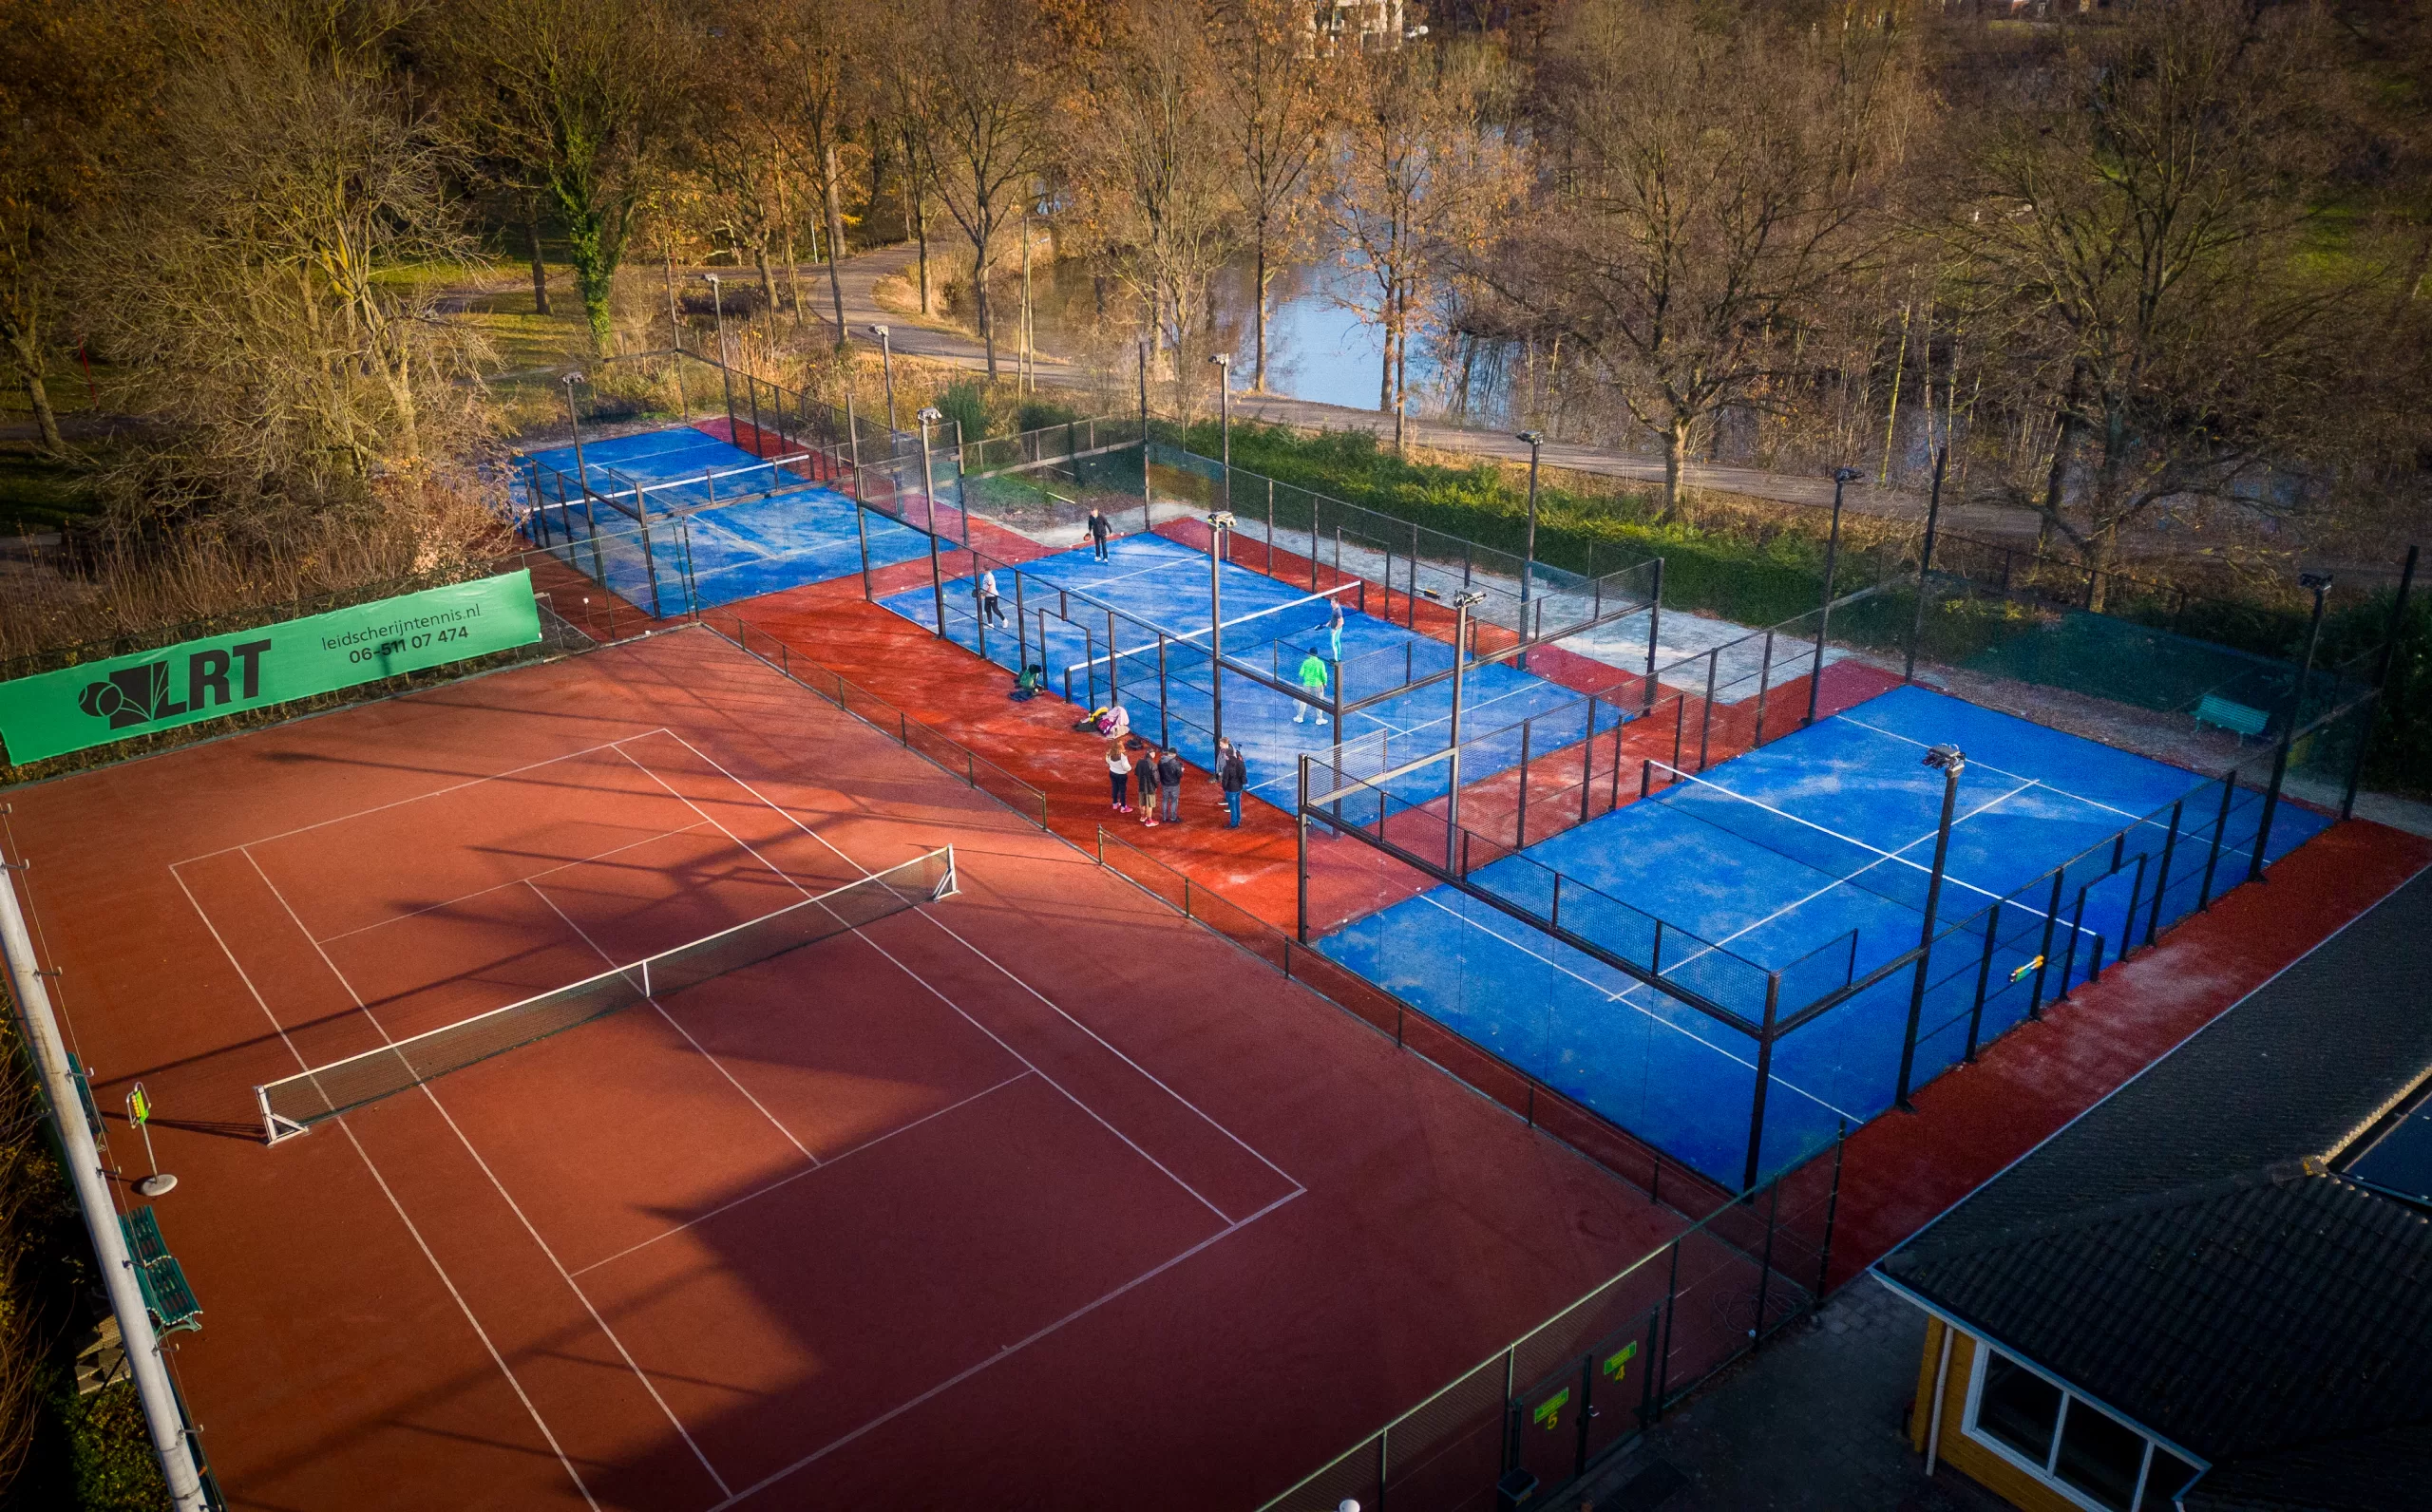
[[121, 1206, 201, 1335], [2194, 693, 2269, 740]]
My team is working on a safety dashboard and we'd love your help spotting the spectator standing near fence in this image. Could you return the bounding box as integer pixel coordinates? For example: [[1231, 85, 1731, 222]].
[[1107, 739, 1134, 813], [1158, 746, 1184, 824], [1131, 738, 1162, 825], [1327, 600, 1344, 663], [1086, 506, 1112, 562], [1220, 744, 1247, 827]]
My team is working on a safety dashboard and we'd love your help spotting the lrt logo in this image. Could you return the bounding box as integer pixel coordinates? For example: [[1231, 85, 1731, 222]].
[[77, 640, 270, 730]]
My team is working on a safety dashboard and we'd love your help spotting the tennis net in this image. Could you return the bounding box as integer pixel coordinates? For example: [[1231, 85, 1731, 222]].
[[255, 847, 957, 1143], [1062, 579, 1364, 693]]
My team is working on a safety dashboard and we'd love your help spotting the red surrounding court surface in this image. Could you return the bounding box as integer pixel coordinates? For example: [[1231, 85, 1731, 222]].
[[3, 627, 1697, 1510]]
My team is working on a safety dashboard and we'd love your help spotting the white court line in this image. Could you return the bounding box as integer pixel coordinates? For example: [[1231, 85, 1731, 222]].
[[636, 737, 1254, 1225], [167, 867, 604, 1512], [524, 879, 823, 1168], [700, 1187, 1302, 1512], [1402, 889, 1865, 1125], [311, 821, 715, 945], [238, 849, 736, 1501], [168, 731, 677, 868], [569, 1071, 1035, 1278], [1832, 713, 2158, 824], [647, 726, 1304, 1200]]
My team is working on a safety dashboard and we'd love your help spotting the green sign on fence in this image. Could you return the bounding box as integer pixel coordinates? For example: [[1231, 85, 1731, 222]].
[[0, 571, 542, 765]]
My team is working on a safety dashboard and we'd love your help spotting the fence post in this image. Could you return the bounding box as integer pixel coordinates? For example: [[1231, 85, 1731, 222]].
[[2145, 802, 2182, 947], [1514, 719, 1532, 847], [1156, 633, 1171, 747], [1903, 447, 1948, 682], [632, 486, 666, 618], [1754, 629, 1776, 747], [1751, 1173, 1781, 1345], [2057, 883, 2091, 995], [1015, 572, 1029, 670], [2198, 768, 2237, 910], [1965, 904, 2000, 1062], [1741, 973, 1782, 1192], [855, 502, 874, 600], [1697, 648, 1720, 770], [1297, 759, 1312, 945], [1643, 559, 1665, 712], [2249, 578, 2332, 883], [2342, 543, 2417, 820], [1653, 1238, 1682, 1418], [1580, 697, 1598, 824]]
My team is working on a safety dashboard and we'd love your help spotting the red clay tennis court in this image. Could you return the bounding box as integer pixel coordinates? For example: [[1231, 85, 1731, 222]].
[[3, 626, 1698, 1509]]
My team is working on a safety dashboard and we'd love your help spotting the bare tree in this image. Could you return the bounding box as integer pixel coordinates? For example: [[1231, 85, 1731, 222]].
[[884, 0, 1060, 378], [436, 0, 690, 353], [1328, 39, 1516, 449], [0, 0, 160, 452], [1941, 0, 2366, 599], [1066, 7, 1238, 403], [1209, 0, 1336, 393], [1496, 0, 1919, 519]]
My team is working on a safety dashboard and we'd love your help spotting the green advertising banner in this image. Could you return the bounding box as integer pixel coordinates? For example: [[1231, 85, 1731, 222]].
[[0, 571, 543, 765]]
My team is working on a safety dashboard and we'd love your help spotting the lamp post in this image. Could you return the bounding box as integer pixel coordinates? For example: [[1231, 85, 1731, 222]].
[[1517, 429, 1544, 669], [1808, 466, 1863, 726], [918, 405, 947, 638], [2251, 571, 2333, 883], [701, 274, 735, 424], [1423, 587, 1488, 870], [560, 371, 589, 492], [1895, 743, 1966, 1111], [1207, 509, 1236, 746], [871, 324, 897, 434], [1210, 352, 1232, 514]]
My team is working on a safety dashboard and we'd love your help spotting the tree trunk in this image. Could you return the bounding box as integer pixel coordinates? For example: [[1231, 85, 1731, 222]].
[[823, 142, 849, 339], [4, 325, 63, 453], [976, 231, 998, 379], [754, 242, 780, 325], [525, 203, 551, 316], [1252, 225, 1270, 392], [1661, 417, 1693, 524]]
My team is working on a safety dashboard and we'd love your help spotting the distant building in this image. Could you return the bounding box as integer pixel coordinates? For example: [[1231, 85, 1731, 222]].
[[1874, 870, 2432, 1512], [1310, 0, 1417, 52]]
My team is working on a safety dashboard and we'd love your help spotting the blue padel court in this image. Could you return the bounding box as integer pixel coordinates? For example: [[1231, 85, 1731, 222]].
[[518, 425, 930, 613], [1319, 684, 2332, 1186], [878, 533, 1624, 803]]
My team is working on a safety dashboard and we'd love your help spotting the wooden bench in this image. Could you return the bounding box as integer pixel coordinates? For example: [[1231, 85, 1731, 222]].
[[120, 1206, 201, 1334], [2194, 693, 2269, 741]]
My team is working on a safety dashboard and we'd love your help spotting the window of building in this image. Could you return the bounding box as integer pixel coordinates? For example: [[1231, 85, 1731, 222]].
[[1963, 1344, 2207, 1512]]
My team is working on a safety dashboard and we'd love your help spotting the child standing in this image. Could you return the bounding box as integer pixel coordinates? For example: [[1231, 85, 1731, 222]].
[[1131, 737, 1161, 825]]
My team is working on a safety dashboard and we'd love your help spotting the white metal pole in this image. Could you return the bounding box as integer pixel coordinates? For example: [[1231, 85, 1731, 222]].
[[0, 860, 209, 1510]]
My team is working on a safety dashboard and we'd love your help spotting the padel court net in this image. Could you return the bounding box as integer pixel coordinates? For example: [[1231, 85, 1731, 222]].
[[255, 846, 958, 1142]]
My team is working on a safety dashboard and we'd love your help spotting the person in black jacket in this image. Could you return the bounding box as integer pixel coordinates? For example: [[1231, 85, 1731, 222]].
[[1086, 506, 1112, 562], [1219, 743, 1247, 828], [1157, 746, 1185, 824]]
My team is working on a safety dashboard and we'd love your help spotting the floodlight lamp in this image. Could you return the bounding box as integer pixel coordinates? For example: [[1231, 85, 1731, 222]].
[[1405, 25, 1428, 38], [1454, 589, 1487, 609], [1208, 352, 1229, 367], [1921, 744, 1966, 775], [1206, 510, 1236, 530], [1834, 466, 1864, 483], [560, 371, 584, 387], [1340, 1502, 1362, 1512], [2299, 571, 2334, 593], [701, 272, 721, 283], [916, 406, 943, 425], [1516, 430, 1544, 446], [870, 324, 889, 339]]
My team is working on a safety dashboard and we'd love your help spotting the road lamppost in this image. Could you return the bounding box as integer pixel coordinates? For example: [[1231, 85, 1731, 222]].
[[700, 274, 735, 424], [1895, 743, 1966, 1111], [1807, 466, 1864, 726], [918, 406, 947, 637], [871, 324, 897, 434], [1207, 510, 1236, 746], [1517, 429, 1545, 668]]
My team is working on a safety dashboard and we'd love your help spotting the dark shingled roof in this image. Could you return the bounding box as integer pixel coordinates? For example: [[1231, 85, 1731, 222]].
[[1879, 868, 2432, 1509]]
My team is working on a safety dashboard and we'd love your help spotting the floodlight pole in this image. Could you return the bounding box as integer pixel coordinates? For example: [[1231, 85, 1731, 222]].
[[1808, 467, 1861, 726], [1211, 353, 1233, 514], [2251, 572, 2333, 883], [871, 325, 897, 434], [0, 866, 211, 1512], [1896, 744, 1966, 1111], [2343, 544, 2419, 819], [918, 406, 947, 639], [1207, 510, 1234, 745], [560, 372, 589, 493], [702, 274, 735, 427], [1518, 430, 1544, 671], [1138, 338, 1154, 530], [1904, 447, 1948, 683]]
